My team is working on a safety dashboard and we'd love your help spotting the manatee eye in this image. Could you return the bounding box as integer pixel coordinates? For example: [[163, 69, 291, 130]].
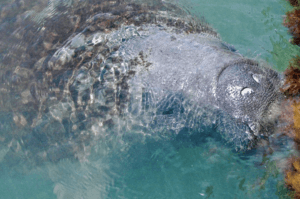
[[251, 74, 261, 83], [241, 87, 253, 96]]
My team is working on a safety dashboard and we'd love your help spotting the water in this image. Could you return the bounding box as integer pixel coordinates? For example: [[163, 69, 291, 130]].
[[0, 0, 296, 198], [176, 0, 300, 72]]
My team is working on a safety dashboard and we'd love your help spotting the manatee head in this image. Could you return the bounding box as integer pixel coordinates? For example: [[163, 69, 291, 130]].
[[216, 59, 282, 141]]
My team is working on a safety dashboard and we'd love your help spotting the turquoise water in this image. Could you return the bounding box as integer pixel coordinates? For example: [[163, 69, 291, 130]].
[[177, 0, 300, 71], [0, 0, 297, 198]]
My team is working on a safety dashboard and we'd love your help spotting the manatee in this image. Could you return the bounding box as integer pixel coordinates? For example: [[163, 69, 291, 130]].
[[0, 0, 282, 167], [101, 25, 282, 150]]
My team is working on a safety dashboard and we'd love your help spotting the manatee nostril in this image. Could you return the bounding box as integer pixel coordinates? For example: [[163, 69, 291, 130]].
[[241, 87, 253, 96], [252, 74, 262, 83]]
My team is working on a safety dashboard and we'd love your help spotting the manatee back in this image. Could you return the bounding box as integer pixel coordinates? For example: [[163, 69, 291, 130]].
[[0, 0, 223, 165]]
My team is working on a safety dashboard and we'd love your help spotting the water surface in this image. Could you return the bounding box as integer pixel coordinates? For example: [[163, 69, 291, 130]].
[[0, 0, 296, 198]]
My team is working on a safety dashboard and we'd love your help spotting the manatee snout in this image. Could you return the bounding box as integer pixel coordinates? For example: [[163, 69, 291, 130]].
[[216, 59, 282, 139]]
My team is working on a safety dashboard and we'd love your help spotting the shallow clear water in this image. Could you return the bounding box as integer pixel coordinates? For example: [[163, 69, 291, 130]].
[[177, 0, 300, 72], [0, 0, 297, 199]]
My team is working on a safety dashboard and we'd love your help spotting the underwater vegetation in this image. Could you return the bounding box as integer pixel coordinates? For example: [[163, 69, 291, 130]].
[[283, 76, 300, 198], [282, 0, 300, 197], [285, 157, 300, 198], [281, 56, 300, 98], [288, 0, 300, 7], [284, 1, 300, 45]]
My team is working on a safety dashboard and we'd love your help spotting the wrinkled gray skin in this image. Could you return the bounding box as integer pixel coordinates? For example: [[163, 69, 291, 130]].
[[112, 26, 282, 150]]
